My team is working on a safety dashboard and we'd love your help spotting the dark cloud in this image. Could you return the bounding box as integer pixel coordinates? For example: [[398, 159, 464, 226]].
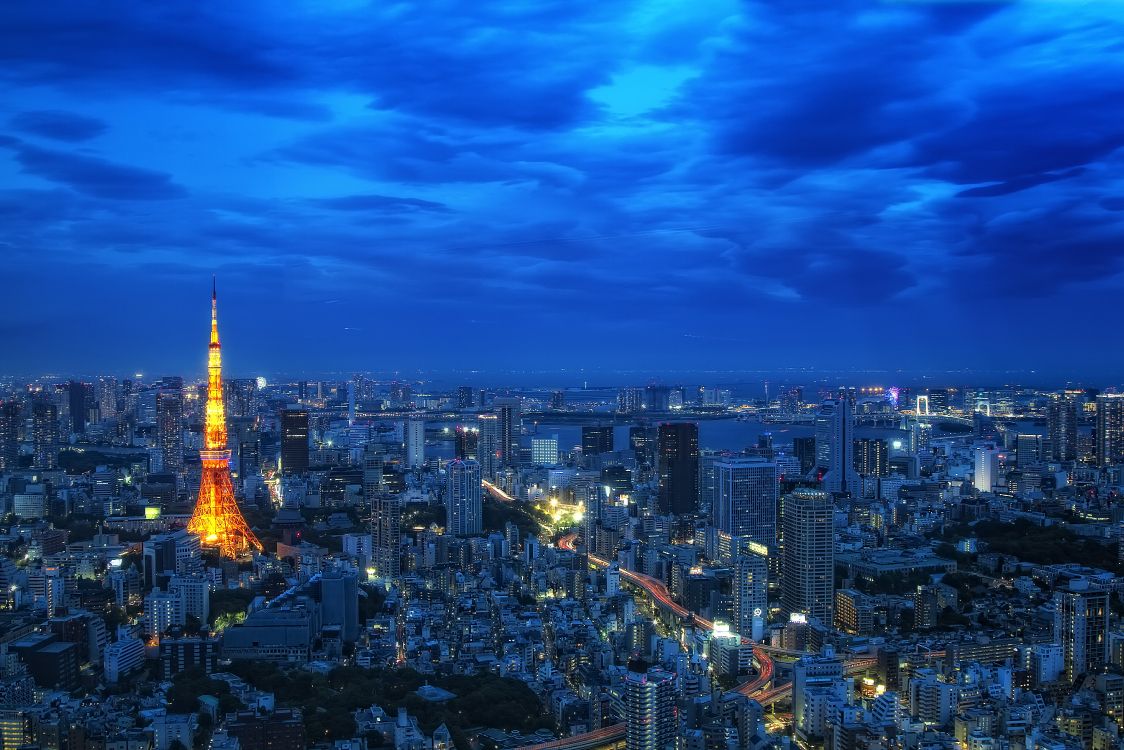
[[310, 194, 451, 213], [1, 139, 186, 199], [10, 110, 106, 141]]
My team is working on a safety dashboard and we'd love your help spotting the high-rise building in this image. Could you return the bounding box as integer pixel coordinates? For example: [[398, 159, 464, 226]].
[[1054, 580, 1109, 682], [68, 381, 93, 434], [657, 422, 699, 515], [624, 669, 677, 750], [531, 436, 558, 466], [186, 283, 262, 558], [630, 425, 653, 465], [454, 425, 478, 460], [617, 387, 644, 414], [781, 489, 834, 624], [793, 649, 848, 749], [96, 377, 117, 420], [713, 457, 778, 548], [456, 386, 475, 410], [644, 385, 671, 412], [157, 388, 184, 474], [1048, 393, 1079, 462], [446, 459, 482, 536], [731, 541, 769, 641], [853, 438, 888, 477], [1015, 434, 1042, 468], [581, 424, 614, 456], [927, 389, 949, 414], [493, 397, 521, 468], [974, 445, 1000, 492], [822, 394, 859, 495], [32, 400, 59, 469], [0, 400, 19, 472], [793, 436, 816, 476], [280, 408, 310, 475], [1096, 394, 1124, 467], [364, 445, 400, 581], [405, 417, 425, 468], [477, 414, 499, 478]]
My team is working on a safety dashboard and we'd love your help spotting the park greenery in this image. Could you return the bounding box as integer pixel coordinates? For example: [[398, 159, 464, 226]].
[[223, 662, 551, 748]]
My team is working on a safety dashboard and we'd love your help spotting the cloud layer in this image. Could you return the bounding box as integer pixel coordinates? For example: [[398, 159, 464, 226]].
[[1, 1, 1122, 381]]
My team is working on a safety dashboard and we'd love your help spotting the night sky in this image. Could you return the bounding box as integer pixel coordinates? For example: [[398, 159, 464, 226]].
[[1, 2, 1123, 383]]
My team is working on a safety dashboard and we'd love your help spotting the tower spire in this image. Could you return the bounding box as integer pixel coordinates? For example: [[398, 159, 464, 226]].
[[189, 278, 262, 558]]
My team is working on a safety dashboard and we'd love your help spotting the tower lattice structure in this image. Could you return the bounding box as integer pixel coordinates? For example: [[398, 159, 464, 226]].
[[187, 282, 263, 558]]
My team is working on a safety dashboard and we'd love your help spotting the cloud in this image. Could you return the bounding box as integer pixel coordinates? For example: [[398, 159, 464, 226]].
[[10, 110, 106, 141], [309, 194, 451, 213], [1, 139, 186, 199]]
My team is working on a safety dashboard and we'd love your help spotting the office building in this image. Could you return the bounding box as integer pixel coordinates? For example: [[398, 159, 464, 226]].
[[624, 669, 677, 750], [821, 393, 860, 495], [581, 424, 614, 456], [1055, 579, 1109, 681], [169, 575, 210, 624], [446, 459, 482, 536], [853, 438, 888, 477], [226, 709, 306, 750], [104, 635, 145, 683], [280, 408, 310, 475], [731, 542, 769, 641], [617, 387, 644, 413], [157, 388, 184, 474], [793, 436, 816, 476], [974, 445, 1000, 492], [1048, 393, 1079, 462], [68, 380, 93, 434], [712, 457, 778, 548], [793, 650, 847, 749], [1096, 394, 1124, 467], [531, 436, 558, 466], [0, 401, 19, 472], [493, 397, 522, 468], [406, 417, 425, 468], [477, 413, 499, 478], [145, 589, 185, 637], [32, 400, 59, 469], [456, 386, 475, 410], [1015, 434, 1042, 468], [454, 424, 478, 460], [96, 377, 117, 420], [781, 489, 834, 624], [657, 422, 699, 515], [364, 445, 400, 580]]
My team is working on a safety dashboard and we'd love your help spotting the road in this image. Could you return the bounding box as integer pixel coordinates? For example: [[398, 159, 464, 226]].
[[491, 497, 873, 750]]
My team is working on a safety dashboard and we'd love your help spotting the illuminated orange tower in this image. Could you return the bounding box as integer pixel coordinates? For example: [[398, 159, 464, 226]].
[[187, 280, 262, 558]]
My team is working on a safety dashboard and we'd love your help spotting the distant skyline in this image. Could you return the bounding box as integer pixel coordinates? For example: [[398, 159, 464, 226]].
[[2, 3, 1124, 378]]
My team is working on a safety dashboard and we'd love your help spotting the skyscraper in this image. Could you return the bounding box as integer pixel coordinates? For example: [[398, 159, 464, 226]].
[[187, 283, 262, 558], [446, 459, 482, 536], [1096, 394, 1124, 468], [96, 377, 117, 420], [781, 489, 834, 624], [280, 408, 310, 476], [477, 413, 499, 478], [731, 541, 769, 641], [821, 394, 859, 495], [68, 380, 93, 434], [657, 422, 699, 515], [493, 397, 521, 469], [364, 444, 400, 581], [1047, 393, 1079, 462], [531, 435, 558, 466], [581, 424, 614, 456], [712, 457, 778, 548], [405, 417, 425, 468], [974, 445, 1000, 492], [853, 438, 888, 477], [624, 669, 677, 750], [456, 386, 475, 410], [1015, 434, 1042, 468], [32, 400, 59, 470], [454, 425, 478, 460], [0, 400, 19, 472], [156, 388, 184, 474], [1054, 579, 1109, 681]]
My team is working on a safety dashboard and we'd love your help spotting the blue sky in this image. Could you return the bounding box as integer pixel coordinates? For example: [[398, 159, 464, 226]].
[[1, 1, 1123, 382]]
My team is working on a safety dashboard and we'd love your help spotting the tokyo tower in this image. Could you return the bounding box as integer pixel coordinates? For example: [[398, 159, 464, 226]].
[[187, 280, 263, 558]]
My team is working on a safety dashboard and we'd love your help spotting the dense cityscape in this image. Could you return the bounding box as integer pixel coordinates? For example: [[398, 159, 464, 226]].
[[1, 288, 1124, 750], [4, 2, 1124, 750]]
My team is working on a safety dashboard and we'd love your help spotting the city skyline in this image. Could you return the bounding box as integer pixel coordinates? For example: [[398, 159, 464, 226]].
[[2, 3, 1124, 377]]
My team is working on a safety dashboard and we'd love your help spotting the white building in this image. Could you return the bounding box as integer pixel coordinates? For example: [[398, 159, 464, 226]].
[[446, 459, 482, 536], [974, 445, 1000, 492], [104, 635, 145, 683], [406, 418, 425, 469], [169, 575, 210, 624], [145, 589, 185, 637], [531, 436, 559, 466]]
